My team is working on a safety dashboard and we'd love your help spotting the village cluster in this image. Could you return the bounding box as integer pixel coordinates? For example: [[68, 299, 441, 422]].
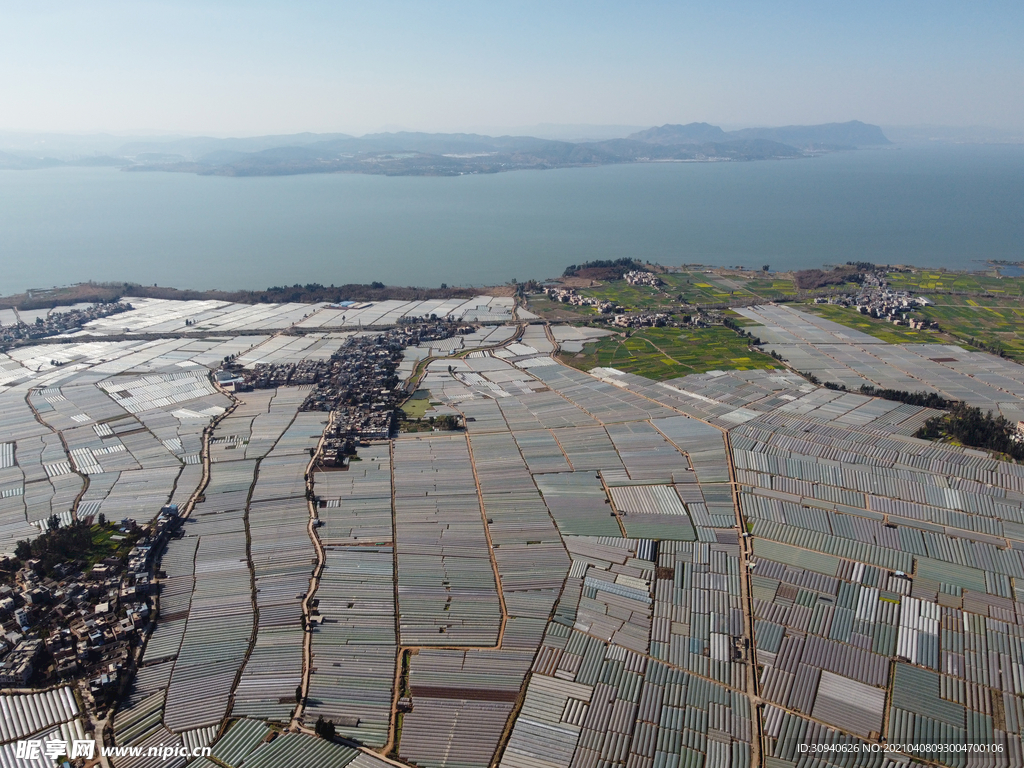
[[815, 271, 938, 329], [0, 506, 181, 709], [0, 303, 132, 349], [232, 320, 464, 444]]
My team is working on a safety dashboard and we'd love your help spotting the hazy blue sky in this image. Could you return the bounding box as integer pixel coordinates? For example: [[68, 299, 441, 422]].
[[1, 1, 1021, 135]]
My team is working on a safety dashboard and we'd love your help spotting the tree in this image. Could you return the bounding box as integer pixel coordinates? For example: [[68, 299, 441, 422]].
[[15, 540, 31, 560], [434, 415, 461, 431], [98, 512, 106, 526], [762, 265, 770, 272], [315, 715, 336, 739], [295, 685, 303, 704], [916, 403, 1024, 461], [47, 513, 61, 532]]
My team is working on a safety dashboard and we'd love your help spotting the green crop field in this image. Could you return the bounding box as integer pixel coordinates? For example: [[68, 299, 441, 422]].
[[740, 277, 800, 296], [571, 270, 801, 312], [799, 304, 944, 344], [577, 282, 671, 309], [919, 303, 1024, 361], [399, 390, 433, 419], [561, 326, 777, 380], [525, 293, 599, 321], [886, 270, 1024, 297], [917, 294, 1022, 308], [658, 271, 801, 303], [659, 273, 738, 303], [800, 296, 1024, 362]]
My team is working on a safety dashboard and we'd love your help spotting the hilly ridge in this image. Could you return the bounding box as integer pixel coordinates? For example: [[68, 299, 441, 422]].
[[630, 120, 891, 149], [0, 121, 889, 176]]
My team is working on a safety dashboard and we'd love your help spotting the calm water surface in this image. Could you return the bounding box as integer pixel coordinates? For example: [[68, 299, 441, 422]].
[[0, 144, 1022, 295]]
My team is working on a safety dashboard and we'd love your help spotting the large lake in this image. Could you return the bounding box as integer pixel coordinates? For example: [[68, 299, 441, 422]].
[[1, 144, 1022, 295]]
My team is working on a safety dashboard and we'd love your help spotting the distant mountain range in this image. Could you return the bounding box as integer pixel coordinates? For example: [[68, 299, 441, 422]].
[[629, 120, 890, 149], [0, 149, 124, 171], [0, 121, 890, 176]]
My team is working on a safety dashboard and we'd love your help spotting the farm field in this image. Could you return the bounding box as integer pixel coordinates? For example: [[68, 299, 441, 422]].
[[886, 269, 1024, 296], [568, 269, 871, 315], [398, 389, 433, 419], [920, 302, 1024, 361], [7, 288, 1024, 766], [799, 303, 945, 344], [576, 270, 800, 308], [524, 293, 598, 321], [739, 276, 801, 297], [562, 325, 777, 379], [799, 299, 1024, 361]]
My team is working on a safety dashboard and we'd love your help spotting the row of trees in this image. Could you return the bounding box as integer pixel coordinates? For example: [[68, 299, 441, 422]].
[[795, 378, 959, 412], [721, 317, 763, 346], [857, 385, 954, 409], [314, 715, 336, 739]]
